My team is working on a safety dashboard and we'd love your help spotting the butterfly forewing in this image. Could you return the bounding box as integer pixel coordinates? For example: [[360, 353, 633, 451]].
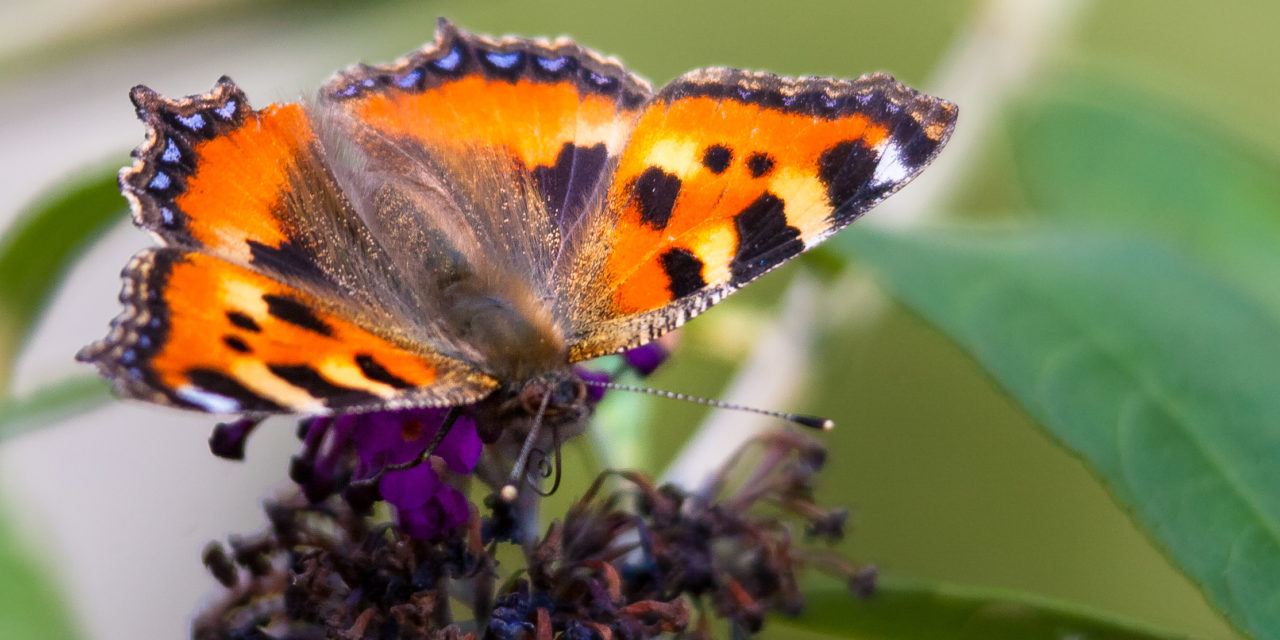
[[316, 19, 651, 296], [311, 19, 657, 380], [562, 68, 957, 360]]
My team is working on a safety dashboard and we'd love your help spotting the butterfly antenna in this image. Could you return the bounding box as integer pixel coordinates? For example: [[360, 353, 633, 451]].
[[582, 378, 834, 431], [501, 390, 553, 502]]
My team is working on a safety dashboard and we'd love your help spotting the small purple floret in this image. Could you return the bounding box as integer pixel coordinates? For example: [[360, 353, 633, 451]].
[[348, 408, 481, 477], [575, 367, 611, 404], [288, 407, 482, 539], [208, 417, 261, 460], [352, 408, 481, 539], [622, 341, 670, 376]]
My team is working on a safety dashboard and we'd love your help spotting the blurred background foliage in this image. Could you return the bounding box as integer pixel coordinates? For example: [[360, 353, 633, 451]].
[[1, 1, 1278, 639]]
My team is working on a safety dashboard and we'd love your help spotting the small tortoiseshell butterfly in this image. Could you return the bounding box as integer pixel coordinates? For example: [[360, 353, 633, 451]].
[[79, 19, 956, 444]]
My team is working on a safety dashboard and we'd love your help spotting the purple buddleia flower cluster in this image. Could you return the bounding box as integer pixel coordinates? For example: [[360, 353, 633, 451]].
[[296, 408, 482, 540], [195, 341, 875, 638], [208, 343, 673, 542], [211, 408, 483, 541]]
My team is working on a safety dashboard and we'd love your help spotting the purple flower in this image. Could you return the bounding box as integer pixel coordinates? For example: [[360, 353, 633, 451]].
[[621, 331, 679, 377], [230, 347, 652, 544], [622, 342, 670, 376], [348, 407, 481, 477], [575, 367, 611, 404], [207, 417, 262, 460], [386, 466, 474, 540], [290, 407, 482, 540], [350, 407, 481, 539]]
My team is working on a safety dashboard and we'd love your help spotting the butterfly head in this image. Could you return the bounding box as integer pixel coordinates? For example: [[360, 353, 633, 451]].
[[516, 372, 588, 418], [473, 368, 591, 444]]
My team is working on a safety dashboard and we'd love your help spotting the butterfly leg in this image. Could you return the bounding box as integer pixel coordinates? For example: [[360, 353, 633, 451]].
[[524, 422, 564, 498], [347, 406, 464, 502]]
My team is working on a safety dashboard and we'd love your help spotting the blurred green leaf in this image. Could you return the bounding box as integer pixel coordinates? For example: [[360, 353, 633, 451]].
[[1011, 82, 1280, 316], [0, 502, 81, 639], [0, 375, 110, 443], [0, 167, 125, 391], [774, 578, 1184, 639], [842, 226, 1280, 639]]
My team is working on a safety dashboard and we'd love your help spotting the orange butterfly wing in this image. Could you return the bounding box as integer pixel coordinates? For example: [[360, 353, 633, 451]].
[[304, 19, 658, 381], [310, 19, 649, 300], [82, 67, 497, 413], [563, 69, 957, 360], [320, 18, 650, 208], [83, 20, 657, 413], [80, 249, 493, 413]]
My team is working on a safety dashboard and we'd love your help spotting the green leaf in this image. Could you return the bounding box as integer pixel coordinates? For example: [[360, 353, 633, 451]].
[[0, 167, 125, 390], [773, 578, 1185, 639], [0, 499, 82, 639], [0, 375, 111, 443], [843, 226, 1280, 639], [1010, 82, 1280, 317]]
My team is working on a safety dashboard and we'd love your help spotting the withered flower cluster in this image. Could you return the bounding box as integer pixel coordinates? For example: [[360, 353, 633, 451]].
[[193, 345, 872, 639]]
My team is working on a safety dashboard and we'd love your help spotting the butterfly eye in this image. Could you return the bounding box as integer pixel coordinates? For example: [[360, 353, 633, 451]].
[[517, 380, 549, 415]]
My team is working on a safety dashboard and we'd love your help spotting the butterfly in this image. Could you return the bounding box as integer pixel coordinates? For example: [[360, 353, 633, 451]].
[[78, 18, 956, 447]]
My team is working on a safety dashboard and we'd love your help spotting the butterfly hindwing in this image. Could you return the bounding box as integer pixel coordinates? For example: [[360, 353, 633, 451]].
[[564, 68, 957, 360], [78, 248, 496, 413]]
